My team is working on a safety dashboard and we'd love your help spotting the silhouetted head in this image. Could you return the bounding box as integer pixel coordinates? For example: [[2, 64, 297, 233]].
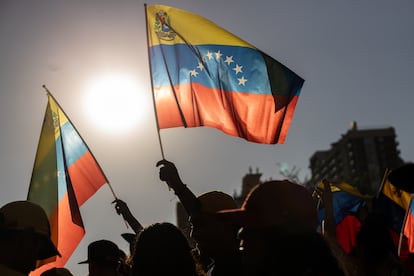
[[79, 239, 121, 267], [388, 163, 414, 192], [131, 222, 198, 276], [218, 180, 318, 230], [0, 200, 60, 274], [190, 191, 239, 258], [78, 239, 121, 276]]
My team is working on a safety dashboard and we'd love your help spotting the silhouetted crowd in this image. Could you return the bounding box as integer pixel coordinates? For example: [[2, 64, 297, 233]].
[[1, 160, 414, 275]]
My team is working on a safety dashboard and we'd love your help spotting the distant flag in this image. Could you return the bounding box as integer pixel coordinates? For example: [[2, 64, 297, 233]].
[[316, 181, 368, 253], [146, 4, 304, 144], [27, 90, 109, 275], [388, 163, 414, 193], [317, 181, 366, 225], [374, 168, 411, 256], [375, 169, 411, 234], [385, 163, 414, 254]]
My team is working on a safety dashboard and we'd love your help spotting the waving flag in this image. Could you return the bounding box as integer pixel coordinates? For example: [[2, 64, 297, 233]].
[[146, 4, 304, 144], [317, 181, 368, 253], [376, 169, 411, 234], [317, 181, 366, 225], [28, 92, 108, 274], [373, 168, 412, 256]]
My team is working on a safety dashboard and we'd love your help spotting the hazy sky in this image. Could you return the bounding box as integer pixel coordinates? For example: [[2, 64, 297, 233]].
[[1, 0, 413, 274]]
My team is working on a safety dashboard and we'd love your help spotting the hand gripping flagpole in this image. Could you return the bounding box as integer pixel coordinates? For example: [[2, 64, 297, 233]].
[[144, 3, 165, 160]]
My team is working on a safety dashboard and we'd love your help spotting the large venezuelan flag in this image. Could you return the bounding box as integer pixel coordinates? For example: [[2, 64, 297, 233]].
[[146, 5, 304, 144], [27, 93, 108, 275]]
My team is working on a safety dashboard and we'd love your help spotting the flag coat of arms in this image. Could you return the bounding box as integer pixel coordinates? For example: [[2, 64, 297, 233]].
[[28, 94, 108, 274], [146, 5, 304, 144]]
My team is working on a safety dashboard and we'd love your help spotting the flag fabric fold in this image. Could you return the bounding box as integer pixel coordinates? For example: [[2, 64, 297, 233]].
[[146, 4, 304, 144], [27, 94, 108, 275]]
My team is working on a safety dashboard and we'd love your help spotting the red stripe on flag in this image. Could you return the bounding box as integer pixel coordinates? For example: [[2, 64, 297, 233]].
[[155, 83, 299, 144], [29, 193, 84, 276], [68, 152, 107, 206]]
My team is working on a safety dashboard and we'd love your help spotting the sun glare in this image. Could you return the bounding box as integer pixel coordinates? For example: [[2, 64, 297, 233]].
[[84, 73, 147, 134]]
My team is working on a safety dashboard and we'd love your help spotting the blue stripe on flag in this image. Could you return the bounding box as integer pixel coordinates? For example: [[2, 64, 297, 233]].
[[60, 121, 88, 167], [150, 44, 272, 95]]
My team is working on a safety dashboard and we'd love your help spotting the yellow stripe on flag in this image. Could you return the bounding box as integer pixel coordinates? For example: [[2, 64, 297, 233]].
[[146, 5, 255, 47]]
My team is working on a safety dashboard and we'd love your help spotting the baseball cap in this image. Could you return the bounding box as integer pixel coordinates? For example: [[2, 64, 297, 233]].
[[78, 239, 120, 265], [217, 180, 318, 230], [0, 200, 61, 259], [198, 191, 237, 213]]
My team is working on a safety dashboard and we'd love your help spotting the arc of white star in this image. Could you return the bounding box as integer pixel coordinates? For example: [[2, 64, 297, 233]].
[[215, 50, 222, 60], [206, 51, 213, 60], [238, 76, 248, 86], [197, 62, 204, 71], [190, 69, 199, 77], [233, 64, 243, 74], [224, 56, 234, 65]]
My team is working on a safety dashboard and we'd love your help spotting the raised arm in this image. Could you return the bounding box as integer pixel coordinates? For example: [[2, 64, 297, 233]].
[[156, 159, 201, 216], [113, 199, 144, 234]]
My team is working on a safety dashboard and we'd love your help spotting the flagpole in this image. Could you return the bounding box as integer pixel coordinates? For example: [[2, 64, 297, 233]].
[[144, 4, 166, 160], [41, 85, 118, 200]]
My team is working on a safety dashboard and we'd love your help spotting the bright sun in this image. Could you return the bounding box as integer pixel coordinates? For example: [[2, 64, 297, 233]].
[[83, 73, 147, 134]]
